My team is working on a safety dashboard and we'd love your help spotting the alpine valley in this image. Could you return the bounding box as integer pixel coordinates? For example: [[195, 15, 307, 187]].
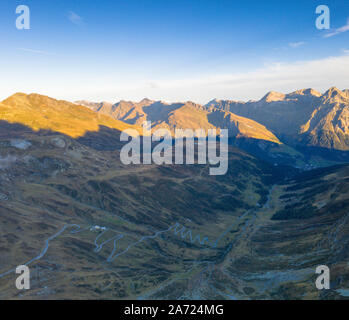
[[1, 88, 349, 299]]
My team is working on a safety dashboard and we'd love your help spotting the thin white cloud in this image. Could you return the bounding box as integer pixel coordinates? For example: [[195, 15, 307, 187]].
[[123, 54, 349, 103], [289, 42, 306, 48], [17, 48, 55, 55], [324, 18, 349, 38], [68, 11, 85, 27], [2, 54, 349, 104]]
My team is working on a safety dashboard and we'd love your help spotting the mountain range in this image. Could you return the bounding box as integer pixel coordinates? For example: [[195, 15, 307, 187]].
[[1, 89, 349, 299], [77, 87, 349, 151], [76, 98, 281, 144]]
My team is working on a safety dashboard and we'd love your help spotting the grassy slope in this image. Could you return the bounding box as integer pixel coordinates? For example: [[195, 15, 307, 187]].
[[0, 93, 140, 138]]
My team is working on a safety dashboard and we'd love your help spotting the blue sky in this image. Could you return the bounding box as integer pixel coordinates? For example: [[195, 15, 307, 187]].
[[0, 0, 349, 103]]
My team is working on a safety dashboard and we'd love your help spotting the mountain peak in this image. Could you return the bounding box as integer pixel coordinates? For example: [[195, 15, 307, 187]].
[[322, 87, 349, 103], [139, 98, 153, 104], [290, 88, 321, 97], [204, 99, 221, 108], [2, 92, 60, 107], [323, 87, 345, 100], [5, 92, 27, 99], [261, 91, 286, 102]]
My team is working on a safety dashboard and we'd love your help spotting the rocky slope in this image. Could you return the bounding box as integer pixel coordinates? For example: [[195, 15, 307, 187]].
[[78, 87, 349, 151], [206, 87, 349, 151], [77, 99, 281, 144]]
